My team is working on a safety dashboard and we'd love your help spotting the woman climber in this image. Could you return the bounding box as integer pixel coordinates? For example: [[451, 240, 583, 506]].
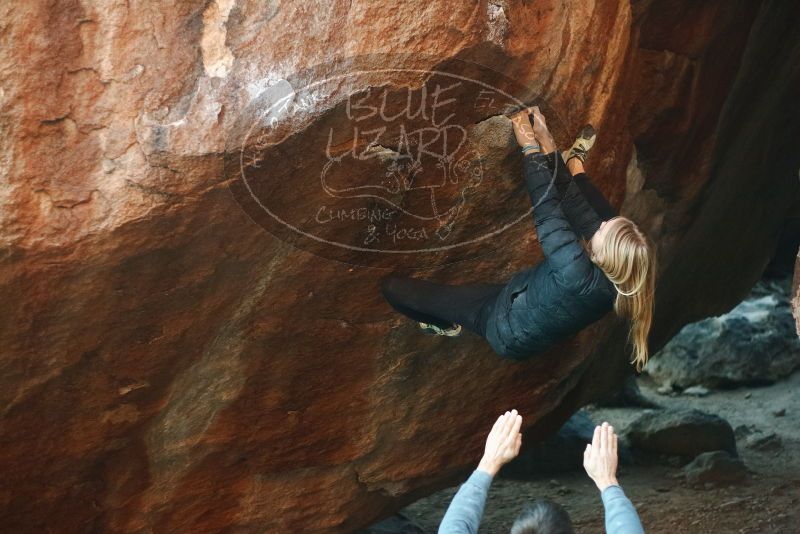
[[380, 107, 656, 371]]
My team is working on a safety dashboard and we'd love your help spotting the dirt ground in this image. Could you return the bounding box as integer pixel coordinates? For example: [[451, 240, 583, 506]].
[[402, 371, 800, 533]]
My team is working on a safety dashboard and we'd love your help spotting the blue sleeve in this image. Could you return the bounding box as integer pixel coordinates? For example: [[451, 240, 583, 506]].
[[601, 485, 645, 534], [438, 470, 493, 534], [523, 152, 593, 285]]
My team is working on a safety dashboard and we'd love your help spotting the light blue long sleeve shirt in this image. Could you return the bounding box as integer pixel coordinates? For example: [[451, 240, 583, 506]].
[[600, 485, 645, 534], [438, 470, 645, 534], [438, 470, 493, 534]]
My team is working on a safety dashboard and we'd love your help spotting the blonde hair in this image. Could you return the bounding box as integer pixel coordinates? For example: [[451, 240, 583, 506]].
[[591, 216, 656, 372]]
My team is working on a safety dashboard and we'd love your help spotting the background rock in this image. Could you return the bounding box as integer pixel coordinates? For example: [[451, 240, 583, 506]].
[[626, 408, 737, 459], [504, 410, 598, 477], [1, 0, 799, 532], [503, 409, 631, 477], [744, 431, 783, 452], [594, 376, 660, 408], [682, 451, 747, 487], [647, 278, 800, 389]]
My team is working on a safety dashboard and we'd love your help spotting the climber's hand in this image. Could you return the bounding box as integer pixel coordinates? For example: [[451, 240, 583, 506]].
[[477, 409, 523, 477], [510, 112, 537, 148], [529, 106, 556, 153], [583, 422, 620, 492], [529, 106, 549, 136]]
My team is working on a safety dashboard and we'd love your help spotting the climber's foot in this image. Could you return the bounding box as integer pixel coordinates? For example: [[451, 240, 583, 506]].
[[565, 124, 597, 164], [419, 322, 463, 337]]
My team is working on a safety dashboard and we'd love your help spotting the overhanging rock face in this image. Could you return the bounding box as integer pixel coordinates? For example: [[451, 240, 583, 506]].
[[1, 1, 798, 532]]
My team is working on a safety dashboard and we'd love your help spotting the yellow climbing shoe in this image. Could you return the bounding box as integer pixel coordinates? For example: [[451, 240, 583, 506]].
[[565, 124, 597, 163], [419, 322, 463, 337]]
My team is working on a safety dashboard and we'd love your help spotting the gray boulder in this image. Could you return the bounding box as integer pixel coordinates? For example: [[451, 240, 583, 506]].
[[626, 408, 737, 459], [647, 278, 800, 388], [683, 451, 747, 487], [744, 431, 783, 452], [595, 375, 660, 408]]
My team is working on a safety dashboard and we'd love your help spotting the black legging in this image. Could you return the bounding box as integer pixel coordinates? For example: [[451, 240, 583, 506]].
[[380, 275, 504, 336], [570, 172, 617, 231]]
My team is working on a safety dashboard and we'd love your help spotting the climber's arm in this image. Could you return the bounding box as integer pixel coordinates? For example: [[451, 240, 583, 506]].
[[438, 410, 523, 534], [523, 151, 593, 283]]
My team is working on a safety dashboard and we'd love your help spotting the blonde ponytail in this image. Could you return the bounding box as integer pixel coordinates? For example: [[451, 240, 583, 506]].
[[593, 217, 656, 372]]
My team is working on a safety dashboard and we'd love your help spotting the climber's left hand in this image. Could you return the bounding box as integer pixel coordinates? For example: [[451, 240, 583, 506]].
[[510, 111, 537, 148]]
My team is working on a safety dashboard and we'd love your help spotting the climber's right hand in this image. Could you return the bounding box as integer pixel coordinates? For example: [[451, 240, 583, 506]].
[[528, 106, 556, 153], [477, 409, 523, 477], [528, 106, 552, 138]]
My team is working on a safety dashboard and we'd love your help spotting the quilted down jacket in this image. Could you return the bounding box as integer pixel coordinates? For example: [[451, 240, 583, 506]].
[[484, 151, 618, 360]]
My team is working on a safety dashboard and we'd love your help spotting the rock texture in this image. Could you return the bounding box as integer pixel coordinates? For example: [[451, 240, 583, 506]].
[[744, 431, 783, 452], [682, 451, 747, 488], [647, 278, 800, 388], [1, 0, 799, 532], [626, 409, 737, 459]]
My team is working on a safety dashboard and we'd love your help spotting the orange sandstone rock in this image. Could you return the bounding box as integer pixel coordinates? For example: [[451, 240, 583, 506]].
[[0, 0, 797, 532]]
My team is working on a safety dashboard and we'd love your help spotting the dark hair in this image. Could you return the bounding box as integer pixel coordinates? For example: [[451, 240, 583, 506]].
[[510, 499, 574, 534]]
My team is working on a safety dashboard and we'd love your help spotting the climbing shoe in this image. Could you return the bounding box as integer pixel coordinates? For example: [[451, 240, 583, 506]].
[[418, 322, 462, 337], [565, 124, 597, 163]]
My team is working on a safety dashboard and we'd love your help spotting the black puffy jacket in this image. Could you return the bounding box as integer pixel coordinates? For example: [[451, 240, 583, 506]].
[[484, 151, 618, 360]]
